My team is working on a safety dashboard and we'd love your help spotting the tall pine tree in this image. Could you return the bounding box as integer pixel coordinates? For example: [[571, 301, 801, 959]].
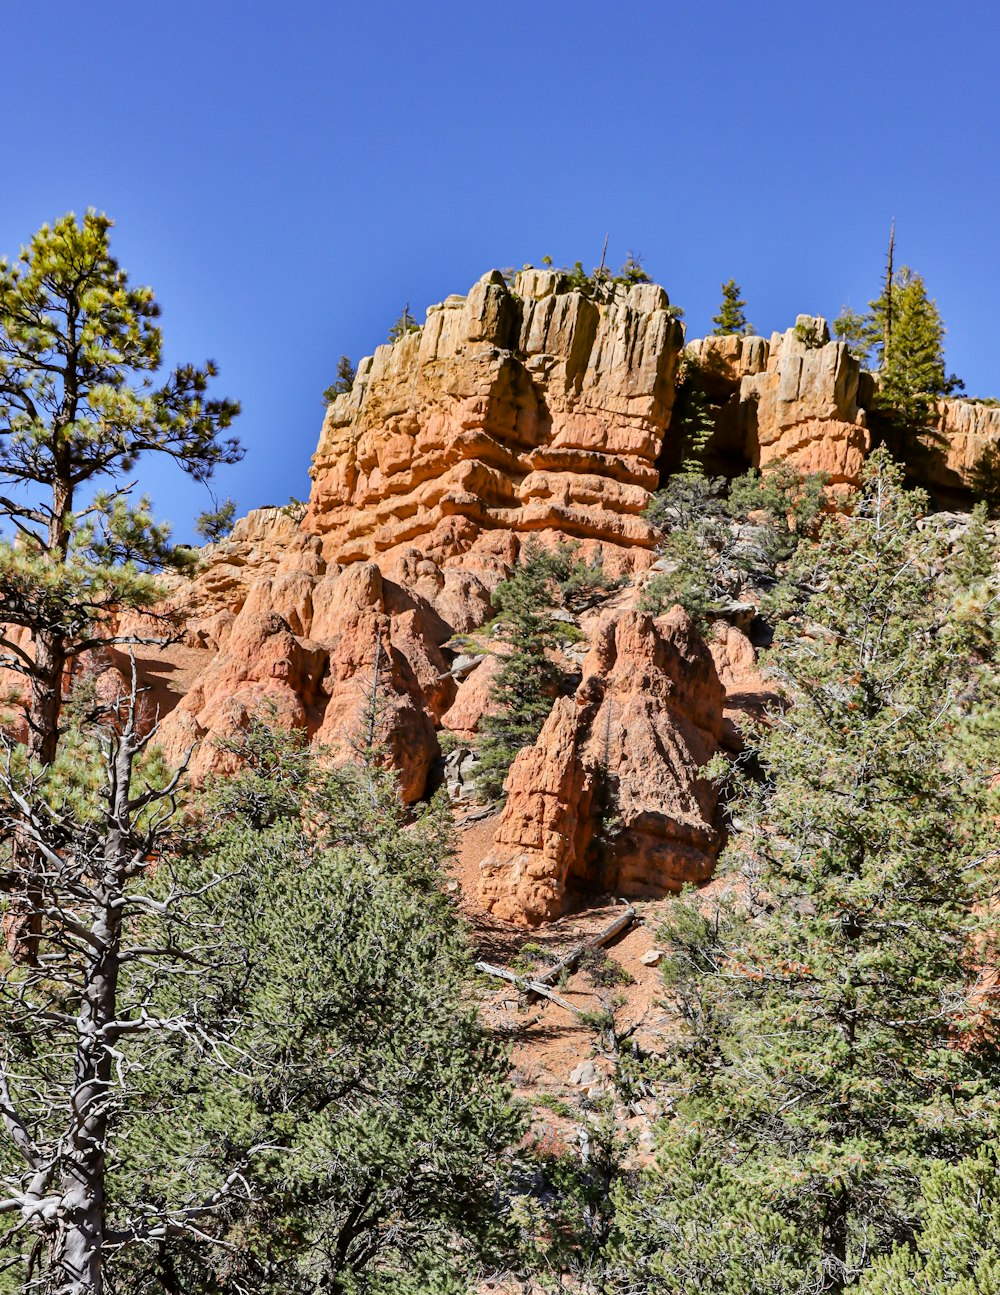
[[608, 450, 1000, 1294], [0, 211, 241, 767]]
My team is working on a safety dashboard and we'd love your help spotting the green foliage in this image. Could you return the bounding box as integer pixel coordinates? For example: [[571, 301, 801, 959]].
[[532, 537, 624, 612], [557, 252, 667, 304], [323, 354, 356, 404], [969, 440, 1000, 517], [642, 463, 827, 627], [859, 1145, 1000, 1294], [0, 210, 242, 758], [870, 268, 963, 453], [835, 264, 966, 460], [579, 947, 634, 989], [475, 541, 619, 802], [475, 545, 567, 803], [943, 501, 1000, 662], [112, 721, 524, 1294], [613, 251, 652, 287], [607, 1131, 815, 1294], [671, 352, 718, 472], [613, 450, 1000, 1292], [793, 317, 825, 348], [513, 1094, 635, 1291], [387, 304, 420, 343], [195, 495, 237, 543], [833, 305, 871, 360], [710, 278, 751, 336]]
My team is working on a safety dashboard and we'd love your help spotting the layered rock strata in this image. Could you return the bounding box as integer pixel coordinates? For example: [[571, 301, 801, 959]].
[[305, 270, 685, 572]]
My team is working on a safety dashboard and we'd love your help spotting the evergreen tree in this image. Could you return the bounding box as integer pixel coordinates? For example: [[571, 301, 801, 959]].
[[641, 464, 826, 628], [0, 714, 524, 1294], [117, 722, 523, 1295], [475, 545, 567, 803], [0, 684, 256, 1294], [969, 441, 1000, 517], [323, 354, 356, 404], [194, 495, 237, 543], [832, 305, 872, 361], [614, 252, 651, 287], [670, 353, 718, 473], [473, 541, 618, 802], [387, 304, 419, 343], [610, 450, 1000, 1293], [710, 279, 750, 336], [0, 211, 241, 767], [859, 1145, 1000, 1294], [869, 266, 961, 434], [835, 263, 963, 460]]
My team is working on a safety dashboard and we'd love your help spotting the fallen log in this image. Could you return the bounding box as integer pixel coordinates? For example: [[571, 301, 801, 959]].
[[474, 962, 584, 1016], [528, 904, 638, 997]]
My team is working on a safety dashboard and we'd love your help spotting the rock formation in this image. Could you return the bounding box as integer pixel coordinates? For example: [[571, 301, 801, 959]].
[[155, 517, 465, 800], [478, 607, 725, 925], [304, 269, 684, 572], [33, 267, 988, 926], [690, 316, 871, 486], [926, 398, 1000, 497]]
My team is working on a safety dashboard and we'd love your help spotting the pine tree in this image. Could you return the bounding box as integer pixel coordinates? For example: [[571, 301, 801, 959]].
[[111, 721, 524, 1295], [0, 715, 525, 1293], [194, 495, 237, 542], [834, 262, 963, 461], [610, 450, 1000, 1294], [475, 545, 567, 803], [323, 353, 356, 403], [641, 464, 826, 627], [860, 1146, 1000, 1294], [388, 304, 419, 342], [0, 682, 258, 1293], [0, 211, 242, 767], [710, 279, 750, 335], [869, 266, 959, 432]]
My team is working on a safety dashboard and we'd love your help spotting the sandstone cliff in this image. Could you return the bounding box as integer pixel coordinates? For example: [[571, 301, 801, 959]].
[[688, 316, 870, 485], [52, 269, 995, 929], [305, 269, 684, 573]]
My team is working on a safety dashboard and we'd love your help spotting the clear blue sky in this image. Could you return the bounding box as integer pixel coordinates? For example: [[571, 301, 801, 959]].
[[3, 1, 998, 539]]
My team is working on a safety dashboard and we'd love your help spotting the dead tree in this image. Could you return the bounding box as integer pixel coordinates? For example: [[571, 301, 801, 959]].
[[0, 669, 262, 1294]]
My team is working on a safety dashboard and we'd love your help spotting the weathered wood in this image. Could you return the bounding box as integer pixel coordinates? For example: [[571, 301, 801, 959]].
[[528, 905, 638, 996], [474, 962, 584, 1016]]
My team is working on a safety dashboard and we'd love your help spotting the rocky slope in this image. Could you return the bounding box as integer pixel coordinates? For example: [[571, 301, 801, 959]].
[[97, 271, 1000, 924]]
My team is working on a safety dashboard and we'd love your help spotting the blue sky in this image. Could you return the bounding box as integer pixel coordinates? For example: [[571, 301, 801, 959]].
[[2, 1, 998, 539]]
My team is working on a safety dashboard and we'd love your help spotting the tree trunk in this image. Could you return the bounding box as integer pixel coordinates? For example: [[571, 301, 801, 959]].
[[53, 1183, 105, 1294], [4, 465, 73, 958], [46, 777, 126, 1294], [28, 627, 66, 766], [3, 628, 66, 959], [821, 1189, 849, 1295]]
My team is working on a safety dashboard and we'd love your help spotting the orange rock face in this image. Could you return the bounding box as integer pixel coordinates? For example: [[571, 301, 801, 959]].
[[924, 398, 1000, 495], [155, 518, 457, 801], [477, 607, 725, 926], [304, 269, 685, 571], [708, 621, 776, 751], [738, 317, 871, 486]]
